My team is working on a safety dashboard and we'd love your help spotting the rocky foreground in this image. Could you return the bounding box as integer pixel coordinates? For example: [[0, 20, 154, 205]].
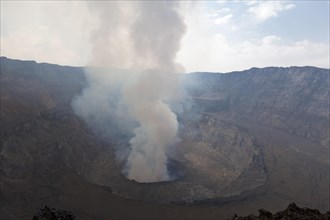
[[230, 203, 329, 220], [31, 203, 329, 220]]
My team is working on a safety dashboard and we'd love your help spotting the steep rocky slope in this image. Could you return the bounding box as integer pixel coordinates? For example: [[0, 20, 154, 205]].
[[182, 66, 329, 209], [1, 57, 329, 219], [184, 66, 329, 148]]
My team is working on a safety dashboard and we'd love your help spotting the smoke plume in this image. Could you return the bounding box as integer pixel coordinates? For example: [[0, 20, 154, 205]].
[[73, 2, 186, 182]]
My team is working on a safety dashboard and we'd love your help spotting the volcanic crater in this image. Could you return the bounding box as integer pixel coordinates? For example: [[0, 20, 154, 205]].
[[74, 109, 267, 204], [1, 57, 329, 219]]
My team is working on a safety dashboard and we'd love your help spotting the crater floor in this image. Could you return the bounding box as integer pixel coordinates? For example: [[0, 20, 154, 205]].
[[79, 113, 267, 203]]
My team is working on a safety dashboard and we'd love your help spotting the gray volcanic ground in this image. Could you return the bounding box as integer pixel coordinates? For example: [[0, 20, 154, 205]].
[[1, 57, 329, 219]]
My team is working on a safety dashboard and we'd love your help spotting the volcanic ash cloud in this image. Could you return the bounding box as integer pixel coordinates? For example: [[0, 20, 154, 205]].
[[73, 2, 186, 182]]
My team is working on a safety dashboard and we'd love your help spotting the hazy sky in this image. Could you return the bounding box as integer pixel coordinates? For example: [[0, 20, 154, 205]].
[[1, 1, 329, 72]]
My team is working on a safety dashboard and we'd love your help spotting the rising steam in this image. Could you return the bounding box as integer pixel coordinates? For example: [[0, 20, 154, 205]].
[[73, 2, 186, 182]]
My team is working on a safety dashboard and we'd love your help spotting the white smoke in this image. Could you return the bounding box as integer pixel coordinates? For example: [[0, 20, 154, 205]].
[[73, 2, 186, 182]]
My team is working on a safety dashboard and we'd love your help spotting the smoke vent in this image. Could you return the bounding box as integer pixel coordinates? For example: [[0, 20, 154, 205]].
[[72, 2, 186, 183]]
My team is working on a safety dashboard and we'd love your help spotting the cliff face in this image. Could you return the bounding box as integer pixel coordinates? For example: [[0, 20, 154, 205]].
[[0, 57, 102, 177], [0, 58, 85, 119], [184, 66, 329, 148], [0, 58, 106, 219], [0, 57, 329, 219]]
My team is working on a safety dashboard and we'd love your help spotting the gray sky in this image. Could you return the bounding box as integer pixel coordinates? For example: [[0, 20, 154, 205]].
[[1, 1, 329, 72]]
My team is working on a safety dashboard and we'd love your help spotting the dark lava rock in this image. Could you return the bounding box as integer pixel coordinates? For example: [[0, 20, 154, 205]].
[[32, 206, 75, 220], [230, 203, 330, 220]]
